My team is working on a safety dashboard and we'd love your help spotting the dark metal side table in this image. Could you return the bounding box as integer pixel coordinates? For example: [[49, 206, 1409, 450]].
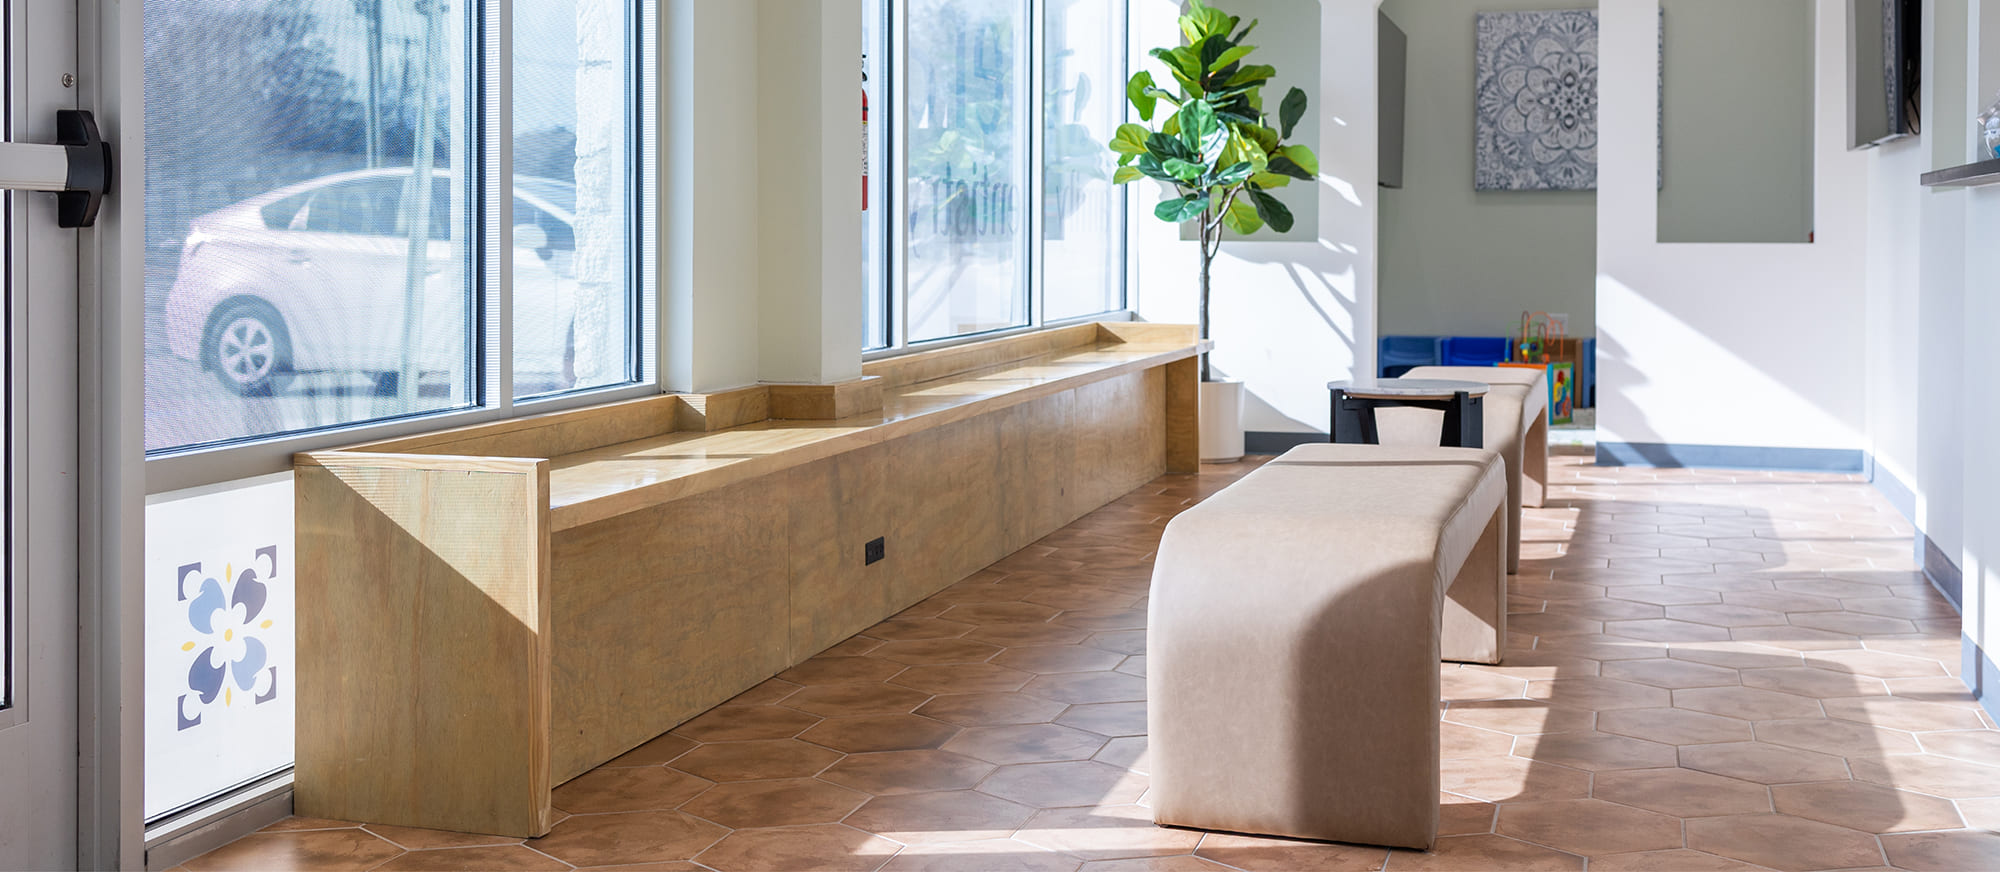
[[1327, 377, 1490, 449]]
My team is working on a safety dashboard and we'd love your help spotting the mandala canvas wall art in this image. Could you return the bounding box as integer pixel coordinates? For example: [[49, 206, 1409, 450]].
[[1476, 9, 1601, 191]]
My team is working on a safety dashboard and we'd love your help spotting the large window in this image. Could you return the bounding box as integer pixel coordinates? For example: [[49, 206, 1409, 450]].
[[138, 0, 654, 827], [143, 0, 653, 457], [868, 0, 1128, 352]]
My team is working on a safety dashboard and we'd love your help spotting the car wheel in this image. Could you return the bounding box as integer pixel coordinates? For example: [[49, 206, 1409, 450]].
[[208, 303, 292, 397]]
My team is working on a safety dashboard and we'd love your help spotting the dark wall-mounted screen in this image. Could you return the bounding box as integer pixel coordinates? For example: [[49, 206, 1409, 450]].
[[1851, 0, 1920, 149]]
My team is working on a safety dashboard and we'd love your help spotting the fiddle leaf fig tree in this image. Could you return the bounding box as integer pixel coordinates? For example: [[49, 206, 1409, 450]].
[[1109, 0, 1317, 381]]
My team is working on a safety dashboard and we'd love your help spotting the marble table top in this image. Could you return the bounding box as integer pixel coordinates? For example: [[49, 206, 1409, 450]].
[[1327, 377, 1491, 399]]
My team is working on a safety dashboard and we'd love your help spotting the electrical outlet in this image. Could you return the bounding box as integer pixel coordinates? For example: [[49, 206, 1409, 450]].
[[865, 537, 886, 565]]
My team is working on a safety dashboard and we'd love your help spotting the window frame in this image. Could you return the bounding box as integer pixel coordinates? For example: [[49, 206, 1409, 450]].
[[864, 0, 1133, 363], [140, 0, 662, 496]]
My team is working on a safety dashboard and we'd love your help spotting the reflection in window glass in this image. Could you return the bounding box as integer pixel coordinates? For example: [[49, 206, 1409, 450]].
[[904, 0, 1029, 343], [144, 0, 473, 452], [863, 7, 889, 350], [514, 0, 634, 398], [1042, 0, 1126, 322]]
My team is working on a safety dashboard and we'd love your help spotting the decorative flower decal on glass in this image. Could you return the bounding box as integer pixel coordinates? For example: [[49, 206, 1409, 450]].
[[1475, 9, 1601, 191], [176, 545, 282, 730]]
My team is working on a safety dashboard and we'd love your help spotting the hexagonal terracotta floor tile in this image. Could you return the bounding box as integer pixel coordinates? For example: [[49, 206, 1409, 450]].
[[1383, 834, 1582, 871], [1679, 742, 1850, 785], [1583, 849, 1771, 871], [605, 732, 698, 768], [1438, 755, 1592, 803], [819, 749, 997, 796], [1511, 731, 1676, 771], [779, 656, 910, 686], [1595, 707, 1752, 745], [694, 824, 902, 872], [673, 705, 821, 743], [1661, 604, 1791, 628], [844, 790, 1038, 845], [784, 683, 935, 717], [799, 714, 961, 754], [528, 810, 728, 867], [943, 723, 1109, 765], [1770, 780, 1964, 833], [1880, 829, 2000, 872], [1444, 699, 1596, 736], [1084, 630, 1147, 656], [1014, 804, 1201, 860], [1495, 798, 1682, 856], [679, 778, 869, 829], [369, 845, 569, 871], [870, 638, 1006, 665], [1055, 702, 1147, 737], [1051, 609, 1149, 632], [183, 829, 405, 872], [1671, 686, 1824, 721], [1441, 668, 1529, 701], [1193, 831, 1388, 871], [894, 663, 1036, 695], [1685, 814, 1885, 872], [671, 738, 844, 782], [968, 622, 1092, 647], [1441, 723, 1515, 759], [1823, 696, 1989, 732], [1599, 658, 1740, 689], [551, 766, 714, 813], [1737, 666, 1886, 699], [1752, 717, 1921, 756], [1591, 767, 1771, 817], [877, 839, 1085, 872], [1021, 672, 1147, 705], [917, 692, 1069, 727], [1916, 729, 2000, 763], [1526, 677, 1671, 711], [991, 645, 1127, 674], [1604, 619, 1733, 643], [1848, 753, 2000, 798], [978, 761, 1147, 808]]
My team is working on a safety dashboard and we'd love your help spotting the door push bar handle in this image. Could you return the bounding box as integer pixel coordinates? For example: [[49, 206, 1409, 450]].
[[55, 109, 113, 228]]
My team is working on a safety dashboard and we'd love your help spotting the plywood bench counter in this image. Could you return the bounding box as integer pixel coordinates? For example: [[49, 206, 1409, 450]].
[[293, 322, 1203, 838]]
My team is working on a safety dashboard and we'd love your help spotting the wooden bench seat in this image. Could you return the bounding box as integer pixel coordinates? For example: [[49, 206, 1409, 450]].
[[293, 322, 1202, 838]]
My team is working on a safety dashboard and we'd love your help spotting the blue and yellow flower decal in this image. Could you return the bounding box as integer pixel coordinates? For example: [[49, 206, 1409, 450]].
[[176, 545, 281, 731]]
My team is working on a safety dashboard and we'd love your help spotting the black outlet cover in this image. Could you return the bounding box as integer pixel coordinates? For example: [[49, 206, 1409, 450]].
[[865, 537, 886, 565]]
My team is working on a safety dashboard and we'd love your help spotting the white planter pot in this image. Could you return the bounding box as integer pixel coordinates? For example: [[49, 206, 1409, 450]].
[[1198, 379, 1245, 463]]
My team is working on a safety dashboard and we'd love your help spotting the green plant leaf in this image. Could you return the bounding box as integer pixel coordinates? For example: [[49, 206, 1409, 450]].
[[1238, 123, 1281, 154], [1234, 18, 1260, 43], [1249, 188, 1294, 233], [1279, 87, 1309, 140], [1267, 154, 1314, 181], [1249, 171, 1292, 189], [1146, 131, 1194, 162], [1222, 197, 1265, 236], [1181, 5, 1235, 43], [1227, 64, 1275, 88], [1278, 144, 1319, 176], [1112, 166, 1144, 185], [1210, 45, 1256, 73], [1110, 123, 1153, 156], [1212, 160, 1255, 187], [1155, 192, 1211, 224], [1176, 101, 1227, 165], [1162, 158, 1207, 182], [1135, 153, 1177, 183], [1126, 71, 1159, 122]]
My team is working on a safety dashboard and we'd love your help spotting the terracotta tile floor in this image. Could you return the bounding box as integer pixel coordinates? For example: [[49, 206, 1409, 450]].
[[184, 450, 2000, 871]]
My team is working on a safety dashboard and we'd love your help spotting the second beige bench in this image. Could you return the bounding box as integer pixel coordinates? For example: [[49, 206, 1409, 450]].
[[1382, 365, 1548, 573]]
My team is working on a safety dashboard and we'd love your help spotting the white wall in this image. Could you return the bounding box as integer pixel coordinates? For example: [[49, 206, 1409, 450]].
[[1133, 0, 1380, 435], [1596, 0, 1870, 454]]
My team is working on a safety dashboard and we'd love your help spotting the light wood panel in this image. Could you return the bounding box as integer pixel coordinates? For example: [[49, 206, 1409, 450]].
[[864, 324, 1101, 389], [550, 478, 792, 782], [768, 377, 886, 420], [1165, 355, 1200, 474], [292, 322, 1197, 838], [293, 455, 552, 838]]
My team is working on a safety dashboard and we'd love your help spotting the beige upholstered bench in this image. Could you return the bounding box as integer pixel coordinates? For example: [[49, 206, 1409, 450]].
[[1147, 444, 1508, 850], [1381, 365, 1548, 573]]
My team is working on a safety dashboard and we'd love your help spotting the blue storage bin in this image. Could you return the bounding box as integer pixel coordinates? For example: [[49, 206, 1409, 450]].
[[1440, 336, 1511, 368], [1378, 335, 1443, 378]]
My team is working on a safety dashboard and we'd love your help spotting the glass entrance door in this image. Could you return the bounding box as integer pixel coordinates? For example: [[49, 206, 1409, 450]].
[[0, 0, 83, 864]]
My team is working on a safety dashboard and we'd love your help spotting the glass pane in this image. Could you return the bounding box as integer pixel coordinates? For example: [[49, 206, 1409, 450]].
[[863, 2, 888, 350], [514, 0, 636, 398], [904, 0, 1029, 343], [1042, 0, 1125, 322], [144, 0, 475, 453], [144, 474, 296, 821]]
